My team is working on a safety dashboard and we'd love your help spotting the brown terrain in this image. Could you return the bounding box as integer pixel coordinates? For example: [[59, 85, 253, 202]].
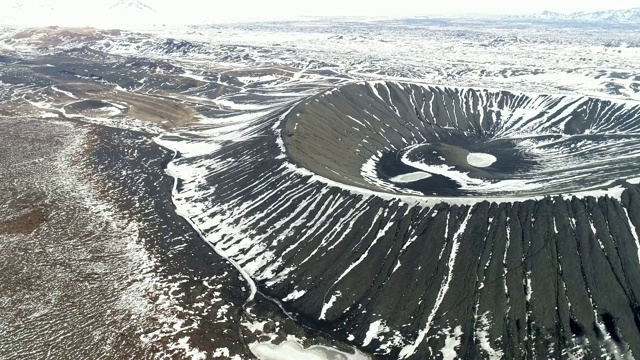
[[0, 205, 48, 235]]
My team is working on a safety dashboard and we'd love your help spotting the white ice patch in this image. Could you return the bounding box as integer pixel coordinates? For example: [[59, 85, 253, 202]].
[[475, 313, 504, 359], [213, 348, 230, 358], [251, 340, 369, 360], [389, 171, 432, 183], [441, 326, 463, 360], [39, 112, 60, 118], [466, 153, 497, 168], [214, 98, 270, 111], [319, 291, 340, 320], [362, 320, 390, 347], [238, 75, 279, 84], [282, 290, 306, 302], [51, 86, 78, 99], [169, 337, 207, 360], [360, 152, 422, 195], [627, 177, 640, 184], [243, 320, 269, 333]]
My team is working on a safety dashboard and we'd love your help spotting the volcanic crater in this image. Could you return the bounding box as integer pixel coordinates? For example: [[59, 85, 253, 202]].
[[243, 81, 640, 358], [285, 82, 640, 198], [157, 76, 640, 358]]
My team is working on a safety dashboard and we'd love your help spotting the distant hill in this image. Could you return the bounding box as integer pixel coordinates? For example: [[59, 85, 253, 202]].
[[0, 0, 157, 28], [516, 8, 640, 23], [108, 0, 155, 12]]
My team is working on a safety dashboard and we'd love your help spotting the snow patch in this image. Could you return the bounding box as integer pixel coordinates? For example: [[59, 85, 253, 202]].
[[250, 339, 369, 360], [441, 326, 463, 360], [362, 320, 390, 347], [282, 290, 306, 302]]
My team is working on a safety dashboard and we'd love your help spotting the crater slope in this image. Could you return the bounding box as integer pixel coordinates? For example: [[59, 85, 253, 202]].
[[163, 81, 640, 359]]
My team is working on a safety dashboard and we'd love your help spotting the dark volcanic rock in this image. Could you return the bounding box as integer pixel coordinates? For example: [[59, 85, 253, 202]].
[[165, 81, 640, 359]]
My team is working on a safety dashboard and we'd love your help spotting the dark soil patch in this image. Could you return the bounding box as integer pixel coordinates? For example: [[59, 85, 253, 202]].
[[0, 206, 47, 235]]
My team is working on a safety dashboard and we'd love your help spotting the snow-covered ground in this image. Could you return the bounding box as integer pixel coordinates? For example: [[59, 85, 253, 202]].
[[2, 16, 640, 359]]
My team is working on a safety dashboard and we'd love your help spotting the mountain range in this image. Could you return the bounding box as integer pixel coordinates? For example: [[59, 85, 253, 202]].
[[519, 8, 640, 23], [108, 0, 154, 12], [1, 0, 156, 28], [1, 2, 639, 28]]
